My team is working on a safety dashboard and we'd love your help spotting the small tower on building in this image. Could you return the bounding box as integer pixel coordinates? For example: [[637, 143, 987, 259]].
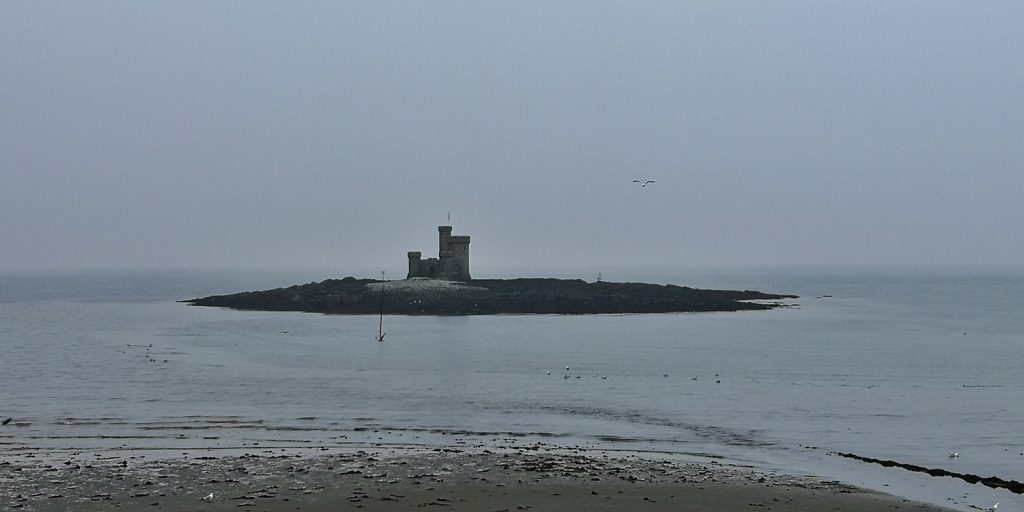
[[407, 226, 471, 281]]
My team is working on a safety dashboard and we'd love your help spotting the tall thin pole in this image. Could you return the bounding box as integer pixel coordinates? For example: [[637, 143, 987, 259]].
[[376, 270, 386, 342]]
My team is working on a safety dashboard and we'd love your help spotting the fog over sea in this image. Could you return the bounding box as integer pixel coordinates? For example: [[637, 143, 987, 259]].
[[1, 267, 1021, 511]]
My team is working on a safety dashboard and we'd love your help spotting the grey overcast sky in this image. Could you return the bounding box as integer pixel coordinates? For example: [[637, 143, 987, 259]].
[[2, 1, 1022, 273]]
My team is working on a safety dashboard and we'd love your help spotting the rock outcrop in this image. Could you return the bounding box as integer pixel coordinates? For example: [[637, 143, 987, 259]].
[[184, 277, 796, 315]]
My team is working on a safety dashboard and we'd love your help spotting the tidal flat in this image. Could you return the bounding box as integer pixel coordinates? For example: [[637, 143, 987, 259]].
[[1, 446, 955, 512]]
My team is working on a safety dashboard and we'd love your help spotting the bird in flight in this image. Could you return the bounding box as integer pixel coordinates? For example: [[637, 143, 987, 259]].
[[633, 179, 656, 187]]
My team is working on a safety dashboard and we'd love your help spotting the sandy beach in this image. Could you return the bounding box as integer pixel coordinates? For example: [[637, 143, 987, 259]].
[[2, 447, 956, 512]]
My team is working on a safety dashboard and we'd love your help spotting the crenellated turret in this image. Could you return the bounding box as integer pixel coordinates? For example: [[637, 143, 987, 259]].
[[447, 235, 471, 281], [438, 226, 452, 255], [407, 252, 422, 279]]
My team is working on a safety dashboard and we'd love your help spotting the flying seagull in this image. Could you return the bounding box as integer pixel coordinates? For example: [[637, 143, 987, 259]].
[[632, 179, 656, 187]]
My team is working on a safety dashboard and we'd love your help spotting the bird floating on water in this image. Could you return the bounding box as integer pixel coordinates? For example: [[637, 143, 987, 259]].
[[949, 451, 959, 458], [633, 179, 656, 187]]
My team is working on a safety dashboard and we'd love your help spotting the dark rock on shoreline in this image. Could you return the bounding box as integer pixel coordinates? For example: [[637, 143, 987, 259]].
[[835, 452, 1024, 495], [184, 277, 797, 315]]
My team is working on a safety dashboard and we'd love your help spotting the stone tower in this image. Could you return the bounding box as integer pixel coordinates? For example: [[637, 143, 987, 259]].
[[407, 226, 471, 281]]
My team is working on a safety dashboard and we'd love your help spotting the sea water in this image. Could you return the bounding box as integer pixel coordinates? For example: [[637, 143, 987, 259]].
[[0, 267, 1021, 511]]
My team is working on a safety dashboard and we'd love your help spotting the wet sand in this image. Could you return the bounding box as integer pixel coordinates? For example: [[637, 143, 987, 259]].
[[1, 447, 956, 512]]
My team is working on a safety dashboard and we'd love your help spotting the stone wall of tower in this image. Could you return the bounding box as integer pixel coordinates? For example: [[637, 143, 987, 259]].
[[438, 225, 452, 255], [447, 235, 471, 281], [407, 251, 422, 279]]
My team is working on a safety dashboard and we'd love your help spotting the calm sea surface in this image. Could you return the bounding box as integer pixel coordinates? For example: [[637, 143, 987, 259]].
[[1, 267, 1021, 510]]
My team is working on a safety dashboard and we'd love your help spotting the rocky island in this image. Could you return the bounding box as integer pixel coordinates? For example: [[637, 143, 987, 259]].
[[186, 226, 796, 315], [185, 276, 796, 315]]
